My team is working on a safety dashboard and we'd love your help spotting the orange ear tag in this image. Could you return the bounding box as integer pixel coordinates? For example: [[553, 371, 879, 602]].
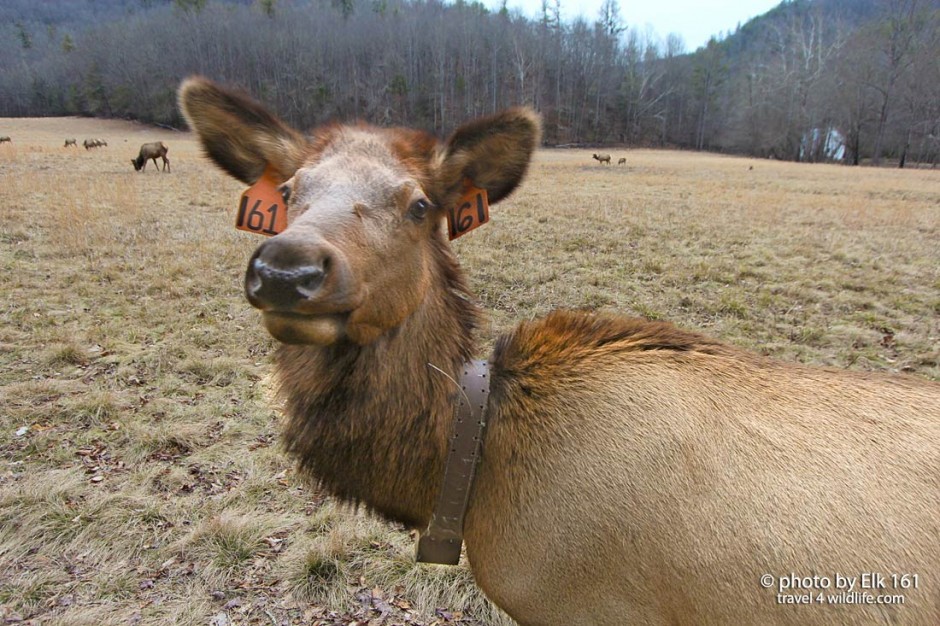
[[236, 167, 287, 236], [447, 182, 489, 241]]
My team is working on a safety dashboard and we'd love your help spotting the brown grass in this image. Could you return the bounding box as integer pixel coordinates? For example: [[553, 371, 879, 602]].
[[1, 118, 938, 626]]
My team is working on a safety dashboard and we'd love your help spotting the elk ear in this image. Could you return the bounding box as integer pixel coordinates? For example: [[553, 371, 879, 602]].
[[436, 107, 541, 205], [178, 76, 308, 184]]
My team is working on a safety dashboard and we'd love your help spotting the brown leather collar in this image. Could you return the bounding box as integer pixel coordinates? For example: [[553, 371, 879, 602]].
[[416, 360, 490, 564]]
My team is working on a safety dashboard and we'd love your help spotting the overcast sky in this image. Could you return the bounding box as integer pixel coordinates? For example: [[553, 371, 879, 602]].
[[489, 0, 783, 51]]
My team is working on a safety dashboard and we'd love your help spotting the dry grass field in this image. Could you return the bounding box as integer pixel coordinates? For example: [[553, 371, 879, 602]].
[[1, 117, 938, 626]]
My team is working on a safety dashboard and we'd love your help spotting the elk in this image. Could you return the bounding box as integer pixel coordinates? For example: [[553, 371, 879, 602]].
[[179, 77, 940, 626], [83, 138, 100, 150], [618, 157, 626, 165], [64, 138, 77, 148], [0, 136, 11, 144], [592, 152, 611, 164], [131, 141, 170, 172]]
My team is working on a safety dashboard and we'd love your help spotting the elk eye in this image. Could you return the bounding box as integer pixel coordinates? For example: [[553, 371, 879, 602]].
[[409, 198, 431, 220], [278, 185, 291, 205]]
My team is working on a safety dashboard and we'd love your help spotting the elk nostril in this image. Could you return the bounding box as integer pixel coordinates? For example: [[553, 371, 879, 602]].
[[295, 266, 326, 297]]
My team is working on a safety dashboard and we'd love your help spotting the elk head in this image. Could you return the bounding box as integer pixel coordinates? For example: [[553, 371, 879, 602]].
[[179, 77, 540, 346]]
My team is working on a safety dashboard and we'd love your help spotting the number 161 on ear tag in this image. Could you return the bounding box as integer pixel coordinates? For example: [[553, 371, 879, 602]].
[[236, 168, 287, 236], [447, 182, 489, 240]]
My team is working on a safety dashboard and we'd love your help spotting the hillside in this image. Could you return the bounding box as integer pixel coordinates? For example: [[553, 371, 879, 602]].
[[723, 0, 883, 53], [1, 0, 937, 164]]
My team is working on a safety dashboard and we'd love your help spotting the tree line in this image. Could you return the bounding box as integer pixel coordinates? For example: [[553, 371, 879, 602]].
[[1, 0, 938, 165]]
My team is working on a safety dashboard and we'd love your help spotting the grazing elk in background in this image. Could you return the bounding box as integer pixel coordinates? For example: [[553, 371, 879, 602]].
[[64, 138, 77, 148], [618, 157, 626, 165], [0, 136, 11, 144], [179, 76, 940, 626], [131, 141, 170, 172], [83, 138, 101, 149], [592, 152, 611, 164]]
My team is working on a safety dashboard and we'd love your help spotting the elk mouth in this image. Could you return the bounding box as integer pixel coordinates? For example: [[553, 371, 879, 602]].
[[244, 240, 362, 345], [261, 311, 349, 345]]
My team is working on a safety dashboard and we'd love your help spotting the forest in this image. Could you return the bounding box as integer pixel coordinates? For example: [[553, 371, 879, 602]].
[[1, 0, 938, 165]]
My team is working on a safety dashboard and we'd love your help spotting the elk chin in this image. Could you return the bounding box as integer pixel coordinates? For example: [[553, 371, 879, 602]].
[[261, 312, 346, 345]]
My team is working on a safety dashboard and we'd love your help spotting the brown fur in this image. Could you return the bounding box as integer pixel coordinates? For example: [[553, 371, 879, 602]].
[[618, 157, 626, 165], [592, 152, 611, 164], [64, 138, 77, 148], [0, 136, 11, 144], [475, 310, 939, 624], [132, 141, 170, 172], [179, 76, 940, 626]]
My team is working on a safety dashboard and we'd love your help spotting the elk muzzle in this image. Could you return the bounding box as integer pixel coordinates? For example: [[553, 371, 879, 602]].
[[244, 237, 360, 345]]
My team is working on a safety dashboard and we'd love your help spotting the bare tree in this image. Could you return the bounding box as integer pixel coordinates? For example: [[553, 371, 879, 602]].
[[868, 0, 921, 164]]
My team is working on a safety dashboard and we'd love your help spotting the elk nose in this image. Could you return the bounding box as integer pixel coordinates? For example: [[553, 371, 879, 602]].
[[245, 239, 330, 311]]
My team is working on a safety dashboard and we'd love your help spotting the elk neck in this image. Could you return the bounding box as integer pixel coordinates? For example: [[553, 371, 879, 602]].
[[273, 235, 480, 529]]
